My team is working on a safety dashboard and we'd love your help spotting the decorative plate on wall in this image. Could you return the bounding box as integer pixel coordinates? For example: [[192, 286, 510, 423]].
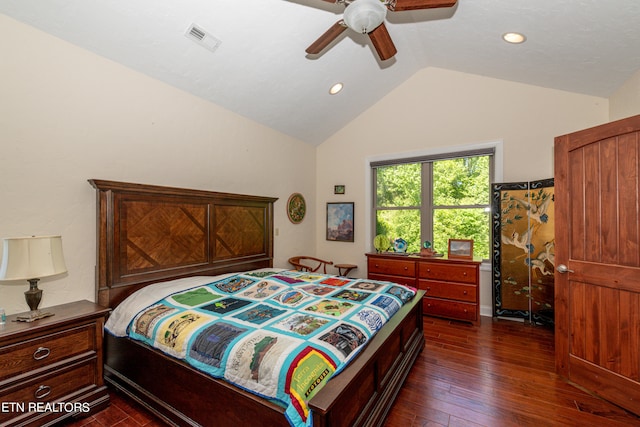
[[287, 193, 306, 224]]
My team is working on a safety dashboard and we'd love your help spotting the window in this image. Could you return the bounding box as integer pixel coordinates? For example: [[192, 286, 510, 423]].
[[372, 149, 493, 260]]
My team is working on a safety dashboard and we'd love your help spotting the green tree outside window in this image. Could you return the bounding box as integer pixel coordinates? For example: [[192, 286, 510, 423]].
[[374, 155, 491, 259]]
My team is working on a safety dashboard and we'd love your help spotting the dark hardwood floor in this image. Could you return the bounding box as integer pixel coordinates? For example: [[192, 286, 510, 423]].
[[67, 316, 640, 427], [62, 391, 164, 427], [386, 316, 640, 427]]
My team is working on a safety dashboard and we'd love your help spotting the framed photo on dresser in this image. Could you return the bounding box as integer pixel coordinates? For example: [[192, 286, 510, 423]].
[[448, 239, 473, 259]]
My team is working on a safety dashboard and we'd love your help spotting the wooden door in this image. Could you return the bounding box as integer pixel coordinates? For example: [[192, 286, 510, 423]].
[[554, 114, 640, 415]]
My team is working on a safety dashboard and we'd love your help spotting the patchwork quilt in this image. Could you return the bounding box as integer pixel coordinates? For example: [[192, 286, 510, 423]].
[[124, 270, 416, 427]]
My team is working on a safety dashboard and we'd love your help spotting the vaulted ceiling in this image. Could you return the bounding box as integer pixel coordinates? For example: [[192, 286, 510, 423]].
[[2, 0, 639, 144]]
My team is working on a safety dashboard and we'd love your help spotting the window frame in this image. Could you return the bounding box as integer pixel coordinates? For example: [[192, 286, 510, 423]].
[[369, 143, 500, 261]]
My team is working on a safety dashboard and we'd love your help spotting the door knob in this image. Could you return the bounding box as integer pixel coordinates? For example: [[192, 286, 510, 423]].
[[557, 264, 574, 273]]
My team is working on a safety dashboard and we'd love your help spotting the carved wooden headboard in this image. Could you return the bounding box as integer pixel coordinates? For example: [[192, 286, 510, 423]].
[[89, 180, 277, 308]]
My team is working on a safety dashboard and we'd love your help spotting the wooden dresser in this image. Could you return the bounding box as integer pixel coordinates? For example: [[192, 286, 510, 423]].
[[367, 252, 481, 323], [0, 300, 110, 426]]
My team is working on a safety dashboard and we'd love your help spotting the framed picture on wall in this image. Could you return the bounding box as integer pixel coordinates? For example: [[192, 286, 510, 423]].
[[448, 239, 473, 259], [326, 202, 354, 242]]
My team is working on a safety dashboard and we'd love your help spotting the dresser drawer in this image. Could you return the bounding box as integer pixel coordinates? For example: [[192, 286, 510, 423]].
[[368, 257, 415, 278], [419, 280, 476, 303], [0, 358, 97, 422], [423, 297, 477, 322], [419, 262, 477, 284], [0, 324, 96, 382], [368, 273, 416, 287]]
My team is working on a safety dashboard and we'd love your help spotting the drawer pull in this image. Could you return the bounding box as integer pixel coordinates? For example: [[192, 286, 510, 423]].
[[403, 266, 408, 270], [34, 385, 51, 399], [463, 290, 468, 295], [33, 347, 51, 360], [463, 272, 467, 276]]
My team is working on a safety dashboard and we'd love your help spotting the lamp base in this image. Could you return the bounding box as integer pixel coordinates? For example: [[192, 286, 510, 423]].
[[25, 278, 43, 311], [19, 278, 54, 322]]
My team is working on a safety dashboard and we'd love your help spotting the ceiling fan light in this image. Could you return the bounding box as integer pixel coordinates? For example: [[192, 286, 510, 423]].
[[344, 0, 387, 34]]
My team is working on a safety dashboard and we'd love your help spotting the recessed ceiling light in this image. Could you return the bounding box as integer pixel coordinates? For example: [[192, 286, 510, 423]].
[[502, 32, 526, 44], [329, 83, 343, 95]]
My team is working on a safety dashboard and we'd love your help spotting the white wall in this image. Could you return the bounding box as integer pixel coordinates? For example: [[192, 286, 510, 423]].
[[315, 67, 609, 316], [609, 69, 640, 121], [2, 14, 627, 319], [0, 15, 316, 315]]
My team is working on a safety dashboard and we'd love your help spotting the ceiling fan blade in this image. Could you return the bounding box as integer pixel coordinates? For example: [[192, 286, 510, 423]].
[[306, 21, 348, 55], [390, 0, 457, 12], [368, 23, 397, 61]]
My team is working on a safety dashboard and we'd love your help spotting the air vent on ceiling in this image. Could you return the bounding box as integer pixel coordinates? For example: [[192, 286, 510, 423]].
[[185, 23, 222, 53]]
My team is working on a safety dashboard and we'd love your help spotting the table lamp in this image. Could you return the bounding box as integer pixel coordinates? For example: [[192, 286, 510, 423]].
[[0, 235, 67, 319]]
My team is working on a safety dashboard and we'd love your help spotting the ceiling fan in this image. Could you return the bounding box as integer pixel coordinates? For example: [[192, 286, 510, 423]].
[[306, 0, 458, 61]]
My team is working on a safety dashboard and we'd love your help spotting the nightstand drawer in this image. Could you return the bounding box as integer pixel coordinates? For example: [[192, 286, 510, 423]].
[[419, 262, 477, 284], [419, 280, 476, 303], [0, 324, 96, 382], [0, 358, 97, 422], [368, 257, 415, 277]]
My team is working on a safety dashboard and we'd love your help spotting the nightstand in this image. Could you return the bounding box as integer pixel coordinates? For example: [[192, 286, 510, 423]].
[[0, 300, 111, 426]]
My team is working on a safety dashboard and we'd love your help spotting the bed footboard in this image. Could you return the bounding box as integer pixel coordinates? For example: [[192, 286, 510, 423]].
[[104, 334, 289, 426], [104, 290, 424, 427], [309, 290, 425, 427]]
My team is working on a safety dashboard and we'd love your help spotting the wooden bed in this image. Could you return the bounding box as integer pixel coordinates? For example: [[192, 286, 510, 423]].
[[90, 179, 425, 427]]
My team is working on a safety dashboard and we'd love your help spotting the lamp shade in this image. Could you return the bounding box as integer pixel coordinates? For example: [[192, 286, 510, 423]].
[[0, 236, 67, 281], [344, 0, 387, 34]]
